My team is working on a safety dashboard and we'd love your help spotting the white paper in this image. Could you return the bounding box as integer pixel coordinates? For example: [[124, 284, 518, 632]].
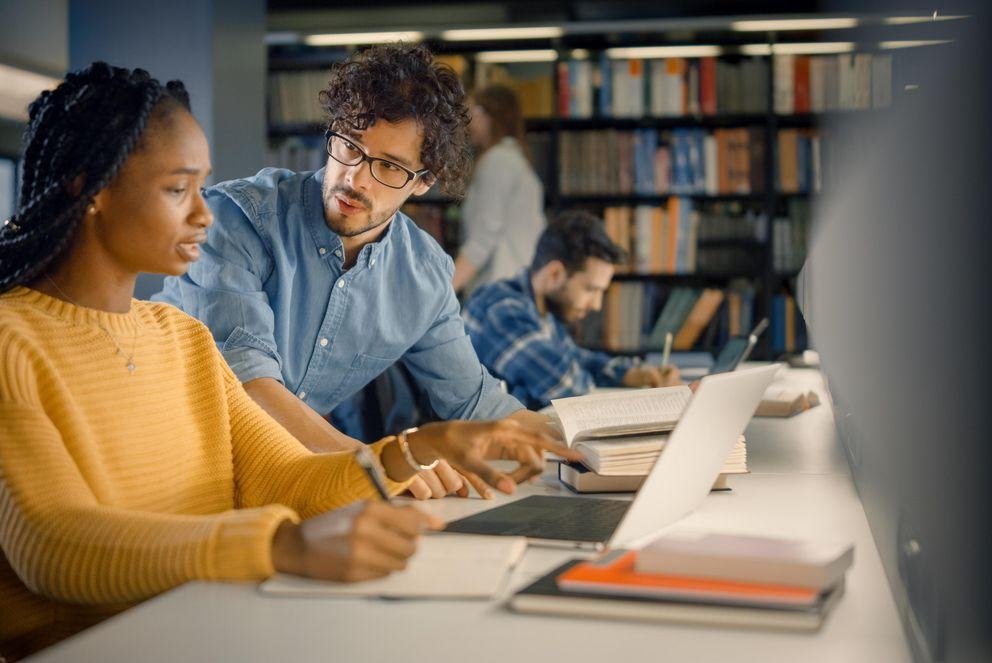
[[260, 533, 526, 600]]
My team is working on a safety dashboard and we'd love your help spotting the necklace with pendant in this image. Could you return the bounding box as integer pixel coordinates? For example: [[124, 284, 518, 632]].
[[45, 274, 141, 375]]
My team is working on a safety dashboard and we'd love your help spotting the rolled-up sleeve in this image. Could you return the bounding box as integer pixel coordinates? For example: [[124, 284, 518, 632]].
[[157, 194, 284, 385], [401, 259, 523, 421]]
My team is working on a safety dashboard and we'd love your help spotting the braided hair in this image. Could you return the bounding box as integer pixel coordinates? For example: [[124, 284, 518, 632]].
[[0, 61, 191, 294]]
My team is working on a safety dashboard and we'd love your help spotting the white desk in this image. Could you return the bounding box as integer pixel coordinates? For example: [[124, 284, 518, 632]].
[[30, 368, 911, 662]]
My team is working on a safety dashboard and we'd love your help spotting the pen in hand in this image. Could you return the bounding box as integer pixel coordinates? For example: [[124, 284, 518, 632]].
[[355, 446, 394, 504], [660, 331, 673, 371]]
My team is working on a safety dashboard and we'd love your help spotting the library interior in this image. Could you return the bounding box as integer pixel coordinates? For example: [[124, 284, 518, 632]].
[[0, 1, 988, 662]]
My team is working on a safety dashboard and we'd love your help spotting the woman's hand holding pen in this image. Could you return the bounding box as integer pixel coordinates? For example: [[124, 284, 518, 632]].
[[270, 501, 442, 582], [381, 419, 584, 499]]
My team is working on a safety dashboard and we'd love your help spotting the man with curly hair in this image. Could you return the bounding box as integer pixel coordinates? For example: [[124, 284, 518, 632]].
[[157, 44, 548, 500]]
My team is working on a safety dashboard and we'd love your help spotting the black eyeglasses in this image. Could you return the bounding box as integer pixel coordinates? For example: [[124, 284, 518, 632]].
[[325, 131, 431, 189]]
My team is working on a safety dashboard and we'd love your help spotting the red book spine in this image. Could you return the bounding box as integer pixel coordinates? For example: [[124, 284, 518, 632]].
[[557, 61, 571, 118], [793, 56, 811, 114], [700, 57, 717, 115]]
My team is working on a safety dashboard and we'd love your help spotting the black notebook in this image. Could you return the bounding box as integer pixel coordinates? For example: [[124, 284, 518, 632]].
[[507, 560, 844, 632]]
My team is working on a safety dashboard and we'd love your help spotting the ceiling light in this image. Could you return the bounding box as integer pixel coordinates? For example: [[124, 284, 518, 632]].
[[606, 45, 722, 59], [265, 32, 301, 45], [304, 31, 423, 47], [879, 40, 953, 50], [732, 18, 859, 31], [884, 14, 968, 25], [741, 42, 855, 56], [442, 27, 563, 41], [475, 49, 558, 63], [0, 63, 60, 121]]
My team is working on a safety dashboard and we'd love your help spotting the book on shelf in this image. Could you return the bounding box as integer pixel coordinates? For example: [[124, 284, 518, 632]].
[[559, 550, 823, 608], [635, 530, 854, 590], [507, 559, 845, 632], [550, 385, 693, 446], [584, 280, 755, 354], [557, 128, 817, 197], [776, 52, 892, 113], [771, 293, 807, 353], [556, 55, 769, 119], [672, 288, 725, 350]]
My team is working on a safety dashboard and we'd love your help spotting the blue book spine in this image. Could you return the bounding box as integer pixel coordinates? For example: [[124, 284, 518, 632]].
[[771, 295, 786, 353], [599, 53, 612, 116], [691, 129, 706, 193]]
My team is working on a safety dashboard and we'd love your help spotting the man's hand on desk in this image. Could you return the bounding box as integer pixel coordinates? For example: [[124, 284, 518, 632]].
[[270, 501, 442, 582], [392, 420, 582, 497], [405, 461, 469, 500], [622, 364, 682, 388]]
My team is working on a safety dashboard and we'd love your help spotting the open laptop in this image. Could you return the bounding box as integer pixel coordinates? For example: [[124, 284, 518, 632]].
[[444, 364, 780, 550], [648, 318, 770, 381]]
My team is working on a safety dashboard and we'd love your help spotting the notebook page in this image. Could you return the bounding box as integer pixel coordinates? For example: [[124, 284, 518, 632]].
[[260, 534, 526, 599]]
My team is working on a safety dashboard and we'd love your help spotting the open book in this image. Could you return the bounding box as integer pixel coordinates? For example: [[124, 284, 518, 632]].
[[551, 385, 693, 446], [260, 533, 526, 600]]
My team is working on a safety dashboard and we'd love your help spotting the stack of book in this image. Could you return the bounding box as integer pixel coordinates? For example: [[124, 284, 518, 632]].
[[550, 386, 746, 493], [509, 530, 854, 631]]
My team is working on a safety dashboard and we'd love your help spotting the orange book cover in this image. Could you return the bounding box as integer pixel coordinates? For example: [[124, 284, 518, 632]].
[[558, 551, 821, 607], [715, 130, 731, 194], [673, 288, 725, 350], [650, 206, 665, 273]]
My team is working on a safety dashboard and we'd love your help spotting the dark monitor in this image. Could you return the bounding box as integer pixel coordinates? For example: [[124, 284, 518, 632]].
[[800, 7, 991, 663]]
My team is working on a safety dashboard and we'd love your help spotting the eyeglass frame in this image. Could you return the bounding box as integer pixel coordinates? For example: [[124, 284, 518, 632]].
[[324, 130, 432, 190]]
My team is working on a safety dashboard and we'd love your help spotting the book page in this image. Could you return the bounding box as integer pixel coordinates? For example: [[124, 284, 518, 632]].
[[552, 386, 692, 445], [260, 534, 526, 599]]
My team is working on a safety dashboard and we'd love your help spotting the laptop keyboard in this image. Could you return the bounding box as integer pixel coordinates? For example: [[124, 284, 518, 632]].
[[445, 495, 631, 543]]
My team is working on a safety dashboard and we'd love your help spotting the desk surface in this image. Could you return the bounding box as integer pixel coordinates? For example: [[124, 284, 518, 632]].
[[30, 368, 911, 663]]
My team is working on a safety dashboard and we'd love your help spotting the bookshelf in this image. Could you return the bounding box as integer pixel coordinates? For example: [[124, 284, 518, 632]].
[[265, 36, 893, 360]]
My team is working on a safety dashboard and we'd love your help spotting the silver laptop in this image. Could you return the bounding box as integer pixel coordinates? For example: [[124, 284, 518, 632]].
[[444, 364, 780, 550]]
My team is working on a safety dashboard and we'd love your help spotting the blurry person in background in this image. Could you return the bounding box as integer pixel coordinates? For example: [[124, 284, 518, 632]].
[[452, 85, 545, 296], [464, 210, 681, 410]]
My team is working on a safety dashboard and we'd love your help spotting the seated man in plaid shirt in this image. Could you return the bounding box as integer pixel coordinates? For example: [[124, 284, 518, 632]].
[[463, 210, 681, 410]]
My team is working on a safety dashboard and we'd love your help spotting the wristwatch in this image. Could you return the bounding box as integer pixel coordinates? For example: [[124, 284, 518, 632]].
[[396, 426, 440, 471]]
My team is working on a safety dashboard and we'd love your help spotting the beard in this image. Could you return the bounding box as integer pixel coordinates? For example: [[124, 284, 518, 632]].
[[544, 288, 573, 322], [322, 183, 396, 238]]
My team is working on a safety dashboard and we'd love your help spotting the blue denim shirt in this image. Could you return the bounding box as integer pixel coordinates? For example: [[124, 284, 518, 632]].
[[155, 167, 522, 421]]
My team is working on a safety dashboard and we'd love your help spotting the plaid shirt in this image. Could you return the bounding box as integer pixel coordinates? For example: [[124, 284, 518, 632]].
[[463, 270, 636, 410]]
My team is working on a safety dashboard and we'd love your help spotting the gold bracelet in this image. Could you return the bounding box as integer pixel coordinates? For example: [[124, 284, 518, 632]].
[[396, 426, 440, 471]]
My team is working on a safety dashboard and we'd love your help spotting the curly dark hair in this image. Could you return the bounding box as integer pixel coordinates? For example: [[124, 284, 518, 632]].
[[532, 209, 627, 273], [318, 43, 472, 197], [0, 61, 191, 294]]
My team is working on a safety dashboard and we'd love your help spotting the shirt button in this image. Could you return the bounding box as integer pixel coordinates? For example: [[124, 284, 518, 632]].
[[319, 247, 327, 255], [319, 338, 329, 347], [334, 249, 342, 258], [298, 390, 307, 399], [370, 258, 376, 267], [337, 280, 345, 289]]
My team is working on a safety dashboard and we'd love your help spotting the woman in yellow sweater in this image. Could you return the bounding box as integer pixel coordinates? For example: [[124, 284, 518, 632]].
[[0, 63, 579, 659]]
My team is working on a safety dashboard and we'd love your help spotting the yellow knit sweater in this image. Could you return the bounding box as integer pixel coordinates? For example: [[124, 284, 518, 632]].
[[0, 286, 408, 658]]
